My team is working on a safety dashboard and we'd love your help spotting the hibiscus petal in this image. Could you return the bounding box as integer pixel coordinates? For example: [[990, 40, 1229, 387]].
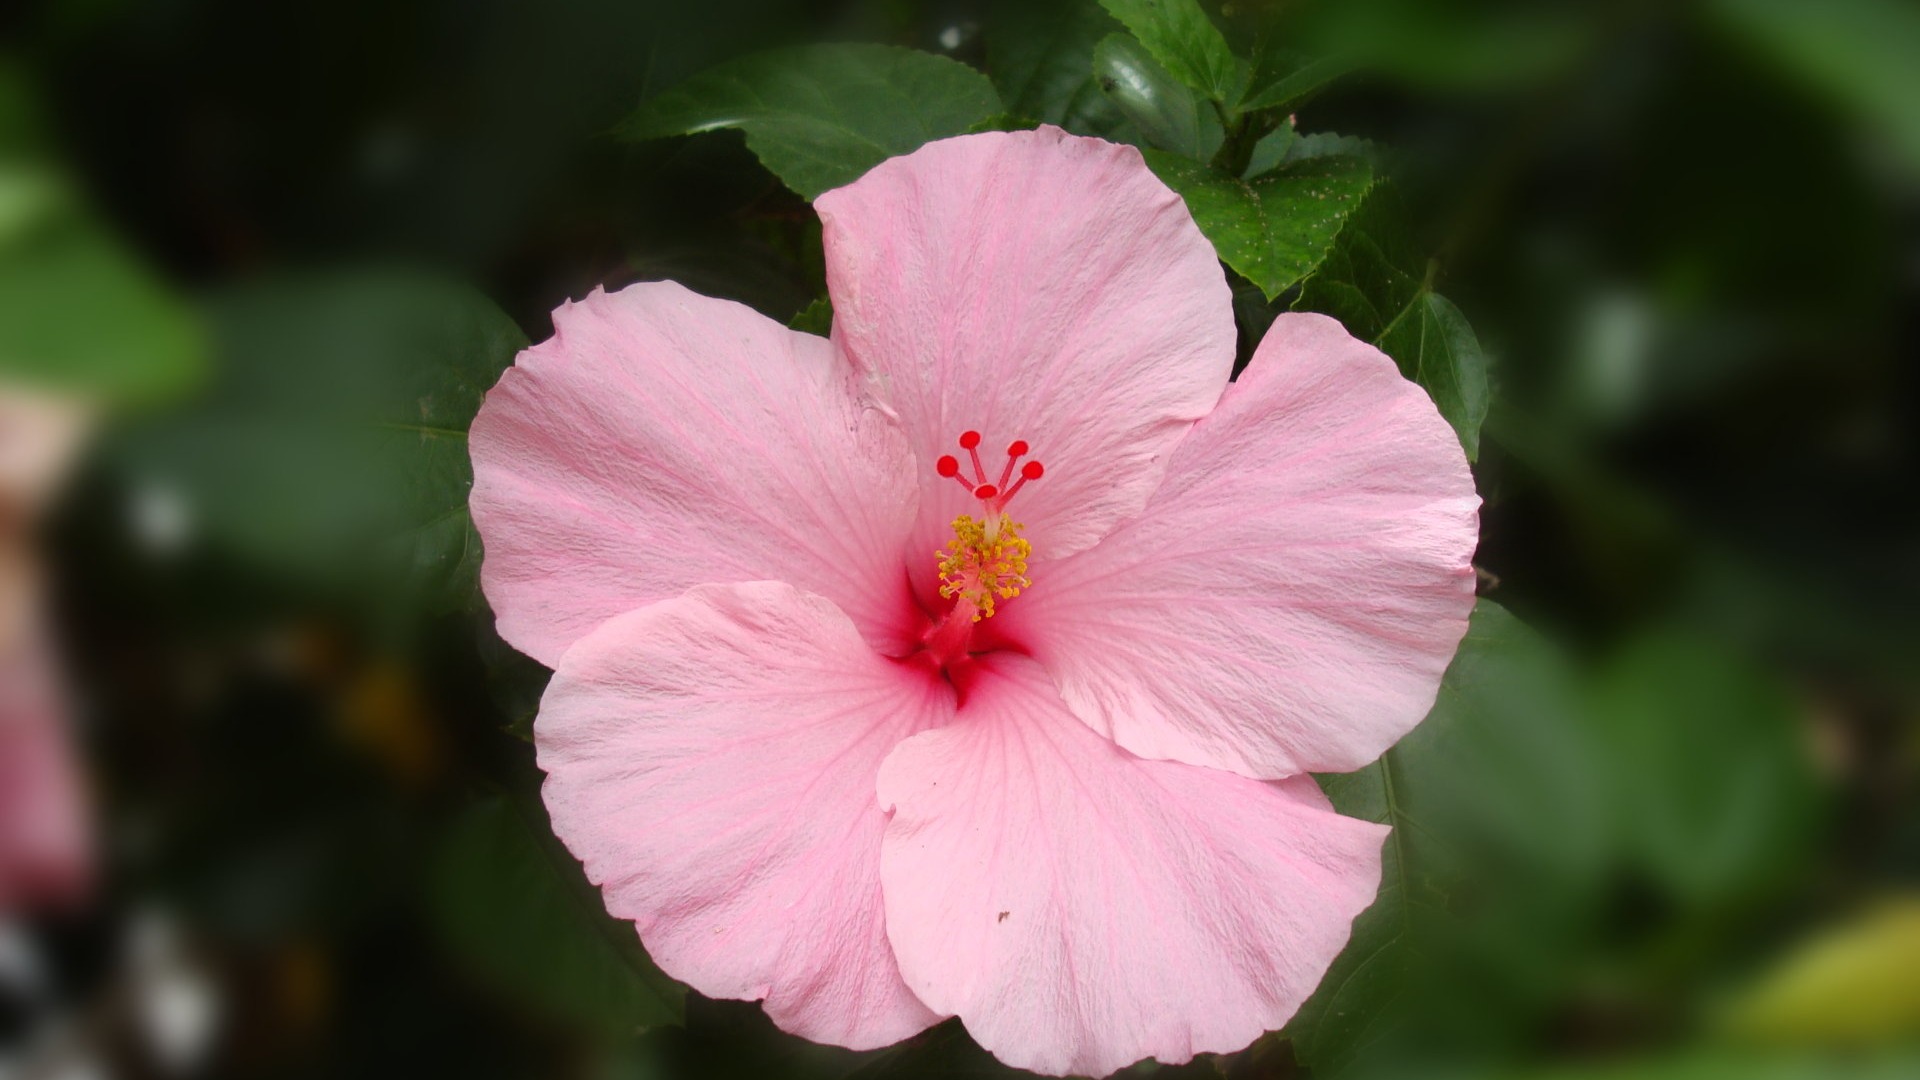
[[816, 127, 1234, 576], [876, 654, 1386, 1077], [998, 312, 1480, 778], [470, 282, 920, 667], [537, 581, 950, 1049]]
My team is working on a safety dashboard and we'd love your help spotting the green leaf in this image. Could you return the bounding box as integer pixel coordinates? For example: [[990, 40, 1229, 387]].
[[788, 296, 833, 336], [1283, 832, 1445, 1078], [1143, 148, 1371, 299], [1289, 601, 1606, 1075], [842, 1020, 1012, 1079], [1283, 131, 1381, 167], [1379, 292, 1490, 460], [984, 0, 1131, 136], [1710, 0, 1920, 172], [1241, 120, 1295, 178], [619, 44, 1002, 200], [1294, 190, 1488, 459], [0, 206, 206, 405], [477, 620, 549, 743], [1239, 48, 1350, 114], [0, 66, 204, 405], [112, 271, 526, 618], [1292, 190, 1419, 340], [1091, 34, 1221, 158], [1588, 628, 1824, 907], [963, 112, 1038, 135], [431, 797, 683, 1036], [1097, 0, 1241, 103]]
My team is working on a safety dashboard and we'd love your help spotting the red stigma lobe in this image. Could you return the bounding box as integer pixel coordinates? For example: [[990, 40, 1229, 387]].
[[937, 431, 1044, 511]]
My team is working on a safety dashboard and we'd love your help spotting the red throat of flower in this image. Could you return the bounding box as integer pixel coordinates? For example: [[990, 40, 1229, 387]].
[[924, 431, 1043, 668]]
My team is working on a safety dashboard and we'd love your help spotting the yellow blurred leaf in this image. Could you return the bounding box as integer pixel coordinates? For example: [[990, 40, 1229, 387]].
[[1720, 898, 1920, 1043]]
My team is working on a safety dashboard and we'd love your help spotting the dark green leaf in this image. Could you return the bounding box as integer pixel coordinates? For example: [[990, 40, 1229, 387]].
[[112, 271, 526, 618], [1283, 832, 1446, 1078], [1283, 131, 1381, 166], [477, 620, 550, 743], [788, 296, 833, 336], [619, 44, 1002, 200], [1378, 292, 1489, 460], [842, 1020, 1013, 1079], [1092, 34, 1221, 158], [1292, 191, 1419, 339], [1239, 48, 1350, 114], [432, 797, 684, 1036], [1241, 120, 1295, 178], [1290, 601, 1607, 1075], [964, 112, 1039, 134], [1144, 148, 1371, 299], [1098, 0, 1242, 103], [848, 1022, 1220, 1080], [1295, 190, 1488, 459], [1710, 0, 1920, 171], [984, 0, 1131, 135]]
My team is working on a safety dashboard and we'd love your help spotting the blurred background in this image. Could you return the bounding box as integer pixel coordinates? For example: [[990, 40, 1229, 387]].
[[0, 0, 1915, 1077]]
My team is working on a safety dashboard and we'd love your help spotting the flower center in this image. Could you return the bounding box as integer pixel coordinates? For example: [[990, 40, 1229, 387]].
[[933, 431, 1044, 623]]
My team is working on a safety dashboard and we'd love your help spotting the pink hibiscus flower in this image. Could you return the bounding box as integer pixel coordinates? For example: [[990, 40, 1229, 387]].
[[470, 127, 1479, 1076]]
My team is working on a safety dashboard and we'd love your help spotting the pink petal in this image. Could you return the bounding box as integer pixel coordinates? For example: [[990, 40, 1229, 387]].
[[0, 386, 92, 521], [876, 654, 1386, 1077], [536, 581, 949, 1049], [0, 631, 90, 911], [997, 312, 1480, 779], [816, 127, 1234, 584], [470, 282, 921, 667]]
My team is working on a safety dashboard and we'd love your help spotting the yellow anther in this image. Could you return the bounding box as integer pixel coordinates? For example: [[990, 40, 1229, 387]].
[[936, 514, 1031, 620]]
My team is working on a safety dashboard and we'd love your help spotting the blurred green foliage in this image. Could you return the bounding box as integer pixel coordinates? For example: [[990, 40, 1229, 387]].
[[108, 271, 526, 625], [1709, 0, 1920, 171], [7, 0, 1917, 1077], [0, 62, 203, 403]]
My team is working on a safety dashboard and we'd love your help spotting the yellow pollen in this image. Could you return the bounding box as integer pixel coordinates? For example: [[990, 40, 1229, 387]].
[[936, 514, 1031, 620]]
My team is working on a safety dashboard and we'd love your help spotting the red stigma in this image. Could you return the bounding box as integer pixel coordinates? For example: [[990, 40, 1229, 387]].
[[937, 430, 1045, 508]]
